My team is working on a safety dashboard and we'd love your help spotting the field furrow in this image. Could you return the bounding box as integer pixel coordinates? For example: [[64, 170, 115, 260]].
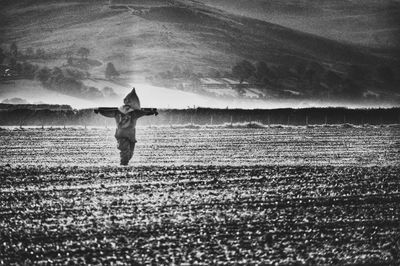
[[0, 127, 399, 264]]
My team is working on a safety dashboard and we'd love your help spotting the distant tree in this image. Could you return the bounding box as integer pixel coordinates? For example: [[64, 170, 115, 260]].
[[0, 48, 5, 64], [67, 57, 73, 65], [232, 60, 255, 83], [165, 70, 173, 79], [182, 67, 193, 79], [247, 75, 258, 84], [102, 86, 117, 97], [231, 64, 242, 82], [10, 42, 17, 57], [255, 61, 269, 81], [65, 68, 86, 80], [52, 67, 63, 76], [59, 77, 84, 94], [207, 68, 221, 78], [172, 65, 182, 77], [158, 71, 169, 79], [50, 67, 64, 83], [77, 47, 90, 60], [9, 57, 17, 69], [86, 86, 103, 98], [105, 62, 119, 79], [15, 62, 23, 74], [2, 97, 28, 104], [261, 76, 270, 85], [35, 67, 51, 84], [21, 62, 38, 79]]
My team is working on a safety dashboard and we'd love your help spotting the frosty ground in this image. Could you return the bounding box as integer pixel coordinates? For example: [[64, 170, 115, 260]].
[[1, 125, 399, 265]]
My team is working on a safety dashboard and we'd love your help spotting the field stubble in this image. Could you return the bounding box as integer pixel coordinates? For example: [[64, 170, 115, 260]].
[[0, 125, 399, 166], [0, 126, 399, 265]]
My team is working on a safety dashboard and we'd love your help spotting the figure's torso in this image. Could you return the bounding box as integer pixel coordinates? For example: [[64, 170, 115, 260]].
[[114, 112, 138, 141]]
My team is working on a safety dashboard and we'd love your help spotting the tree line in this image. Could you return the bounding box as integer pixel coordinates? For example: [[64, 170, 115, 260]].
[[230, 59, 396, 100], [35, 66, 117, 99], [1, 42, 120, 99], [2, 42, 121, 80], [1, 107, 399, 126]]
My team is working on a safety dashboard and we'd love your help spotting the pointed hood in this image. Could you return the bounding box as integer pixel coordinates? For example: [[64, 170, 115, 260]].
[[119, 88, 141, 114], [124, 88, 141, 110]]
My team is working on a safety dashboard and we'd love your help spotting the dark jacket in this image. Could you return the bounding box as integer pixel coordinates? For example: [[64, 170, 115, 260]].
[[98, 109, 155, 142]]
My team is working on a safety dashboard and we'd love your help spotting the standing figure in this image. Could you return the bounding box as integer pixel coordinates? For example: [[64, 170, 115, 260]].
[[94, 88, 158, 165]]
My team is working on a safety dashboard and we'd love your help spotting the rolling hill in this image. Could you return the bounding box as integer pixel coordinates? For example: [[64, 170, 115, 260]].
[[0, 0, 399, 107], [197, 0, 400, 49]]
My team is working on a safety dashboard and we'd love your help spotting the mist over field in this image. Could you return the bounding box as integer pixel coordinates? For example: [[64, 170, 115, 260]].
[[0, 0, 399, 108], [1, 2, 400, 265], [2, 79, 394, 110]]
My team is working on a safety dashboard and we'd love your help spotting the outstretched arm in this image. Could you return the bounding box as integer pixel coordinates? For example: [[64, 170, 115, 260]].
[[94, 108, 118, 118], [134, 109, 158, 119]]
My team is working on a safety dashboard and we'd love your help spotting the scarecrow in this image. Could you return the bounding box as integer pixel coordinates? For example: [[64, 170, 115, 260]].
[[94, 88, 158, 165]]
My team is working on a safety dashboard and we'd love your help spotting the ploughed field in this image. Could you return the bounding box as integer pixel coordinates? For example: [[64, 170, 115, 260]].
[[1, 126, 400, 264], [1, 125, 399, 166]]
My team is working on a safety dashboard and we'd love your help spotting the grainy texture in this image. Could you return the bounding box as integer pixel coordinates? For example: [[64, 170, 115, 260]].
[[0, 125, 399, 166], [0, 126, 399, 265]]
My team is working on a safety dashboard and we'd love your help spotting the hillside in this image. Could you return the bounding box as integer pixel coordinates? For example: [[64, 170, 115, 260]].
[[1, 0, 395, 73], [197, 0, 400, 49], [0, 0, 399, 106]]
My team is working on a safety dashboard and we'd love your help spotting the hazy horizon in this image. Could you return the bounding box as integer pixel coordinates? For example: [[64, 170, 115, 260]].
[[2, 81, 398, 110], [0, 0, 399, 109]]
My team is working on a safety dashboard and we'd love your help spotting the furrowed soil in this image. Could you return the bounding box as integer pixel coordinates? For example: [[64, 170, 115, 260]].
[[1, 126, 399, 265]]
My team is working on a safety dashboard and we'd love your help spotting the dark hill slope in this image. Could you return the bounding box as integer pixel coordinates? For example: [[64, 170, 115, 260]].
[[0, 0, 394, 75], [140, 4, 387, 66], [197, 0, 400, 49]]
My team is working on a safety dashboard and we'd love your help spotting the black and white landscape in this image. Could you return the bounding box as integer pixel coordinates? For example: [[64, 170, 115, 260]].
[[1, 0, 399, 108], [0, 0, 399, 265]]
